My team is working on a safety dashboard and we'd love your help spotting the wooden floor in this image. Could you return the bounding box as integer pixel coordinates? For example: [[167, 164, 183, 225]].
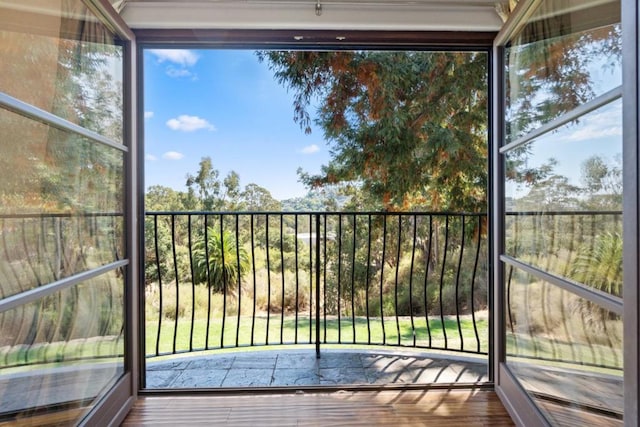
[[121, 389, 514, 426]]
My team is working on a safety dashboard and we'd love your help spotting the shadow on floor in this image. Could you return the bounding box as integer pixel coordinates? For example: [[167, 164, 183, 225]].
[[145, 349, 489, 389]]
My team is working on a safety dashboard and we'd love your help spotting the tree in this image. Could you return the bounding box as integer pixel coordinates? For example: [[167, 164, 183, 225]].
[[258, 50, 488, 212], [240, 183, 281, 211], [192, 228, 250, 292], [185, 157, 221, 210], [580, 154, 622, 210]]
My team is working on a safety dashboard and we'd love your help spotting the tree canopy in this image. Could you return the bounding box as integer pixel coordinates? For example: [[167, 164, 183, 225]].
[[258, 51, 489, 212]]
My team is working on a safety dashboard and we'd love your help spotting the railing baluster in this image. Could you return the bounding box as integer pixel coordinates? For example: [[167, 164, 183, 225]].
[[455, 215, 465, 351], [170, 214, 179, 354], [424, 215, 433, 348], [204, 215, 212, 350], [322, 214, 327, 343], [394, 215, 402, 346], [337, 214, 342, 344], [315, 214, 321, 358], [153, 215, 162, 356], [220, 215, 227, 348], [21, 218, 41, 287], [409, 214, 417, 347], [265, 214, 271, 345], [294, 214, 299, 344], [310, 214, 314, 344], [380, 214, 387, 345], [506, 265, 516, 354], [351, 214, 357, 343], [439, 215, 449, 350], [250, 215, 257, 347], [235, 214, 242, 347], [365, 214, 372, 345], [471, 215, 482, 353], [279, 214, 285, 345], [187, 215, 195, 352], [523, 217, 540, 359]]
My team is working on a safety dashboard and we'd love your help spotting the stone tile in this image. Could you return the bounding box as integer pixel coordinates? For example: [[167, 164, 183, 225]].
[[146, 360, 190, 371], [171, 369, 228, 388], [317, 353, 363, 369], [187, 356, 235, 370], [222, 368, 274, 387], [275, 353, 320, 369], [232, 356, 278, 369], [145, 370, 182, 388], [318, 367, 368, 385], [270, 368, 321, 386]]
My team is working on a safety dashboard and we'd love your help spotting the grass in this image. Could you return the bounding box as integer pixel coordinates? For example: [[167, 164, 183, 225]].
[[145, 314, 489, 357], [0, 336, 124, 370]]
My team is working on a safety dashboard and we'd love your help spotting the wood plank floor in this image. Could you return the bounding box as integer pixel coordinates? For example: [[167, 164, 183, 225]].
[[121, 389, 514, 426]]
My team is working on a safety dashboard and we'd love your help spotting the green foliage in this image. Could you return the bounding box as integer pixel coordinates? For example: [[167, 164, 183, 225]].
[[572, 232, 622, 297], [192, 227, 250, 292], [258, 50, 488, 211]]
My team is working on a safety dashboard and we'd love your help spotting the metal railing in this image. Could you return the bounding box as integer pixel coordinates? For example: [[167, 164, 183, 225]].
[[0, 213, 125, 369], [504, 210, 623, 371], [144, 211, 489, 358]]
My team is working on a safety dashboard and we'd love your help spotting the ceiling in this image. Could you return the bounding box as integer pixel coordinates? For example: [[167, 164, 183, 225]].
[[114, 0, 509, 32]]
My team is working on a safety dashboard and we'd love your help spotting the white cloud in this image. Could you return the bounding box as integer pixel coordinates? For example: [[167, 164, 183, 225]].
[[145, 154, 158, 161], [166, 115, 216, 132], [166, 67, 193, 78], [566, 126, 622, 142], [564, 105, 622, 143], [144, 111, 154, 119], [149, 49, 199, 67], [300, 144, 320, 154], [162, 151, 184, 160]]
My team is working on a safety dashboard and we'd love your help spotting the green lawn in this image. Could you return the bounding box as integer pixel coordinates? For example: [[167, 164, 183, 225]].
[[0, 336, 123, 369], [145, 315, 489, 356]]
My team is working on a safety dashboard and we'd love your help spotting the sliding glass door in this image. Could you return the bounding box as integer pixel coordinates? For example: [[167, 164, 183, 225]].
[[0, 1, 135, 424], [494, 0, 627, 425]]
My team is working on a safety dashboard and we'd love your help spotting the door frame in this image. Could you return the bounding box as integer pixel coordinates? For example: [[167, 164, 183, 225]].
[[79, 1, 139, 425], [492, 0, 638, 425]]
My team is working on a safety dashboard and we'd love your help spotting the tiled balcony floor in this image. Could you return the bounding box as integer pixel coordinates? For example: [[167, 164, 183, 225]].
[[144, 349, 488, 389]]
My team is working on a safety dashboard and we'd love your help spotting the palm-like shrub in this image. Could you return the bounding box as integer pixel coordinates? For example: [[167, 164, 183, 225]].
[[572, 232, 622, 297], [192, 227, 250, 292], [570, 232, 622, 331]]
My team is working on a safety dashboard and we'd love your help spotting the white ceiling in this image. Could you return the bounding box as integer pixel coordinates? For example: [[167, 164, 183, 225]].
[[117, 0, 507, 32]]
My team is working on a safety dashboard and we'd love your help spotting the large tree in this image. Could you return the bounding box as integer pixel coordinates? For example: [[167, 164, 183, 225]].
[[258, 51, 489, 212]]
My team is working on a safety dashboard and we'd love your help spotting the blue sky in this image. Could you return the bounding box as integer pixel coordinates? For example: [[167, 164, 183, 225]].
[[143, 48, 623, 204], [143, 49, 330, 200]]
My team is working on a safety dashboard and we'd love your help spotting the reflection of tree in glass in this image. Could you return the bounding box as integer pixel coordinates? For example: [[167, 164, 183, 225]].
[[506, 18, 621, 141], [571, 232, 622, 330]]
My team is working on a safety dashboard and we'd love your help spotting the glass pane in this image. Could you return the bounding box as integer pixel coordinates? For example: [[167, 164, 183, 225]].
[[505, 100, 622, 296], [0, 269, 125, 423], [0, 107, 124, 298], [0, 0, 123, 143], [505, 266, 623, 425], [505, 0, 621, 143]]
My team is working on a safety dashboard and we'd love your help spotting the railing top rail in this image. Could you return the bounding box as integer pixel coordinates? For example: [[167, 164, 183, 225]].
[[0, 212, 124, 219], [506, 210, 622, 216], [144, 210, 489, 216]]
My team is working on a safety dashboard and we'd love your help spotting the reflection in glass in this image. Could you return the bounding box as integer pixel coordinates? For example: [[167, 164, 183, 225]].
[[505, 100, 622, 295], [0, 107, 124, 298], [0, 270, 125, 422], [0, 0, 123, 143], [505, 0, 621, 143], [506, 266, 623, 425]]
